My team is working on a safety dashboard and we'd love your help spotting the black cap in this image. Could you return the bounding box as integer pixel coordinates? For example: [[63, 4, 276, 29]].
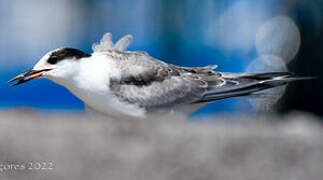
[[47, 48, 91, 65]]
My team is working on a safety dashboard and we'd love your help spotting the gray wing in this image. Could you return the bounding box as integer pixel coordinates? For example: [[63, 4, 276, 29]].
[[108, 51, 303, 109], [108, 51, 222, 109]]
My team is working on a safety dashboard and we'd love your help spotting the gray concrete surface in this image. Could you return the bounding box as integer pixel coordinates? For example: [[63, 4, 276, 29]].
[[0, 111, 322, 180]]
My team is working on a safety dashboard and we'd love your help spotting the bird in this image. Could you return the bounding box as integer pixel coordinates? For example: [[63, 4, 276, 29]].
[[8, 33, 309, 118]]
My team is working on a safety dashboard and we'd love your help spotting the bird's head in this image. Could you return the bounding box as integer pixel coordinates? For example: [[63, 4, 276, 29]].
[[8, 48, 91, 86]]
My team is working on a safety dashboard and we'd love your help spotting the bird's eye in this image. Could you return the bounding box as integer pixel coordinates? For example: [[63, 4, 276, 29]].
[[48, 56, 59, 65]]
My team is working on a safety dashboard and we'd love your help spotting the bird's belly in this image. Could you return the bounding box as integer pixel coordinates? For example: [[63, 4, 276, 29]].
[[70, 88, 145, 118]]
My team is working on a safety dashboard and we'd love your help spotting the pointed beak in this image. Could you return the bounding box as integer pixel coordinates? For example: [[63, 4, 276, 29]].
[[8, 69, 52, 87]]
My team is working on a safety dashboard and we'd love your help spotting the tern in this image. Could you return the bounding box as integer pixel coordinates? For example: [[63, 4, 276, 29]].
[[8, 33, 309, 118]]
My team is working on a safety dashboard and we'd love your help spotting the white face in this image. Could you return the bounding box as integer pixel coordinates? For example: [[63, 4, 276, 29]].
[[33, 49, 78, 81]]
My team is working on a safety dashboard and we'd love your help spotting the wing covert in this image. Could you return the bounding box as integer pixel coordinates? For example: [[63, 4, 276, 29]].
[[108, 54, 223, 109]]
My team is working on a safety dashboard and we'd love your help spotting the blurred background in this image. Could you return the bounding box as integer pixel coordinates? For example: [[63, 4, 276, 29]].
[[1, 1, 323, 180], [0, 0, 322, 116]]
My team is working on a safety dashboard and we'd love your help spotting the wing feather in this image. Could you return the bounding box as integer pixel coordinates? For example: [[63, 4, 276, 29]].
[[92, 33, 114, 52], [107, 51, 222, 109], [114, 35, 133, 51], [92, 33, 133, 52]]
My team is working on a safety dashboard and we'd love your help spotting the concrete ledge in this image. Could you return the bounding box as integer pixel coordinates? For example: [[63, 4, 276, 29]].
[[0, 112, 322, 180]]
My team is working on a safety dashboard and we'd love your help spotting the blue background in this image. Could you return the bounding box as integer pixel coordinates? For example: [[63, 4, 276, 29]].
[[0, 0, 322, 116]]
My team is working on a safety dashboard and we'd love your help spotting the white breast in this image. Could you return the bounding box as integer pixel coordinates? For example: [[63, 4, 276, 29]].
[[62, 53, 146, 118]]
